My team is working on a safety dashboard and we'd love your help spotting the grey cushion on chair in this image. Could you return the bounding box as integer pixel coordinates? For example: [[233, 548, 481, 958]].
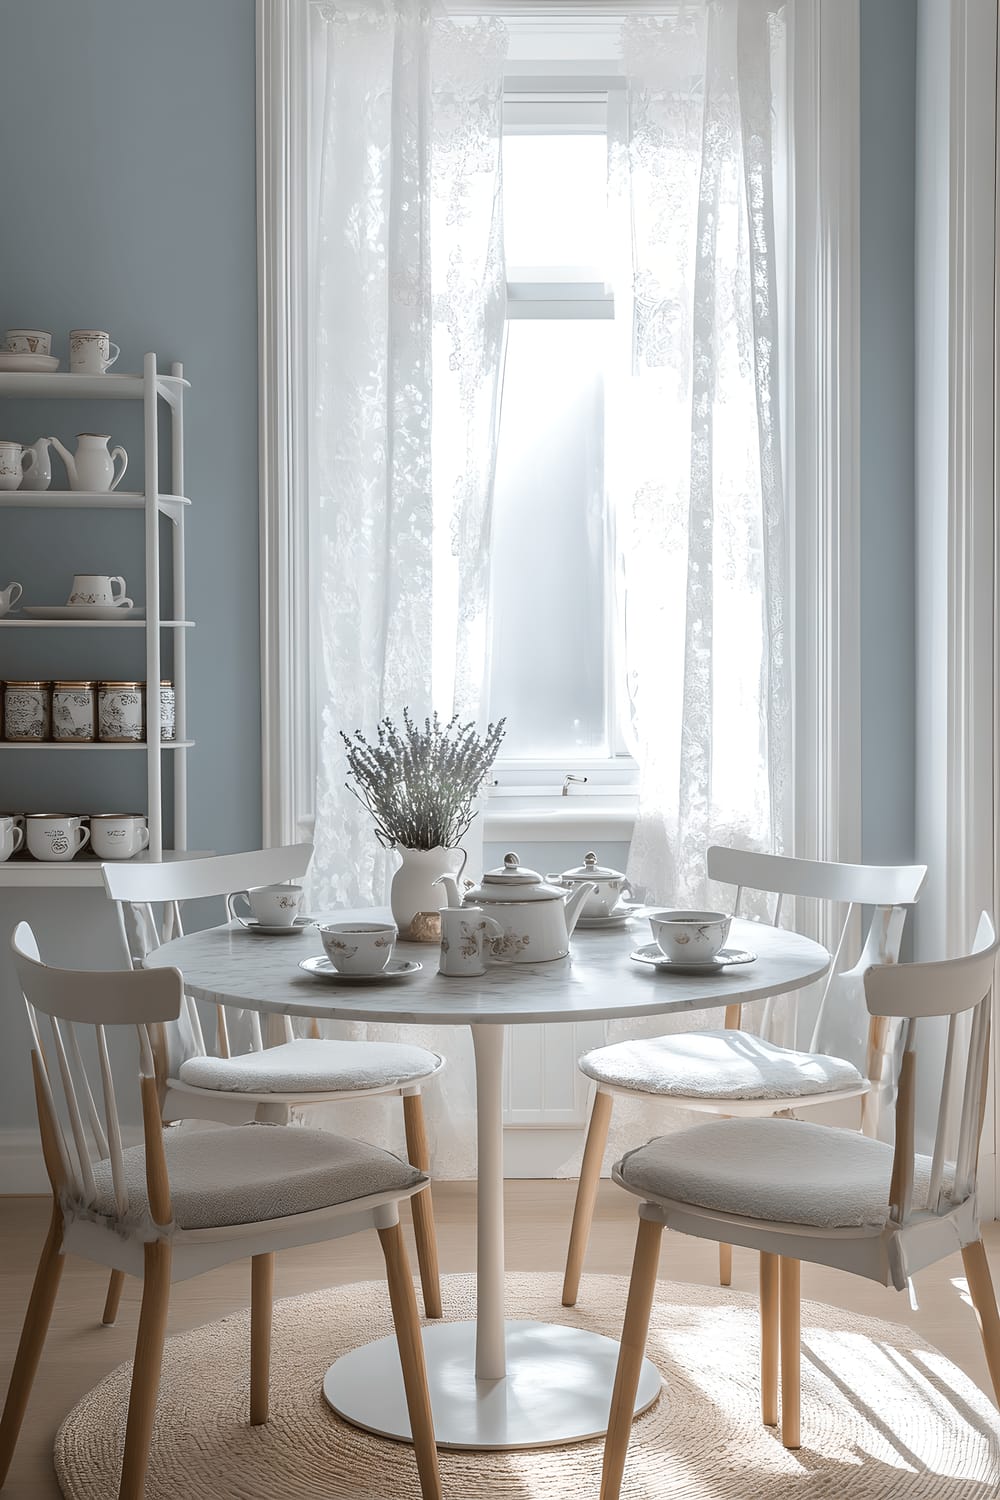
[[618, 1117, 948, 1230], [177, 1038, 442, 1094], [90, 1124, 426, 1230], [579, 1030, 865, 1100]]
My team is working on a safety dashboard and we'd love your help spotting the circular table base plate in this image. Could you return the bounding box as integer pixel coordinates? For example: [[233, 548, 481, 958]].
[[323, 1317, 662, 1450]]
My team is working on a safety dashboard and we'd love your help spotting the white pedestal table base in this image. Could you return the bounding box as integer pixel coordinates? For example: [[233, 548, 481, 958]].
[[323, 1317, 663, 1450]]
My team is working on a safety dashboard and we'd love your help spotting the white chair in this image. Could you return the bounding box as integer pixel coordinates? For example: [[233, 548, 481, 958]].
[[0, 923, 441, 1500], [599, 914, 1000, 1498], [563, 846, 928, 1305], [100, 847, 444, 1324]]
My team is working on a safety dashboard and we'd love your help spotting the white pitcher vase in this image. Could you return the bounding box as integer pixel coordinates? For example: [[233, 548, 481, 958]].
[[391, 845, 467, 940]]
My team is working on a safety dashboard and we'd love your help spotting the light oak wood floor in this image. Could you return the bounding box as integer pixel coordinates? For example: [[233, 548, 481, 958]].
[[1, 1186, 998, 1499]]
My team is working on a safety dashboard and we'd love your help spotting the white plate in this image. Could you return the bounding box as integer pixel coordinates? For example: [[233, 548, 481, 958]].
[[22, 604, 144, 620], [236, 917, 315, 937], [299, 956, 423, 984], [0, 352, 60, 373], [630, 942, 757, 975], [576, 902, 644, 930]]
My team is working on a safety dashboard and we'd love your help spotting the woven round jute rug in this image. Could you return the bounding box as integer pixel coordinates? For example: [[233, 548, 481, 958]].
[[55, 1271, 1000, 1499]]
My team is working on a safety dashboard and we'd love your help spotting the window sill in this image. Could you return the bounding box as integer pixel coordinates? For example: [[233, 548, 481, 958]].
[[484, 796, 637, 844]]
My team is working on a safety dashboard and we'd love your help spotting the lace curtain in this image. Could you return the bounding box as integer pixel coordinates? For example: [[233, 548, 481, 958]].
[[592, 2, 791, 1168], [301, 0, 507, 1173]]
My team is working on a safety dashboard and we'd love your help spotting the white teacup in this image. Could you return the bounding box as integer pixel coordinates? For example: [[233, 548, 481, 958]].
[[89, 813, 150, 860], [648, 909, 732, 964], [228, 884, 304, 929], [320, 921, 396, 975], [0, 817, 24, 863], [5, 329, 52, 357], [69, 330, 120, 375], [67, 574, 132, 608], [26, 814, 90, 862], [0, 582, 22, 616], [0, 441, 31, 492]]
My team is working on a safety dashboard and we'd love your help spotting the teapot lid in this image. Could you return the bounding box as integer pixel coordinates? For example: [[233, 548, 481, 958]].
[[561, 850, 625, 883], [472, 852, 566, 903]]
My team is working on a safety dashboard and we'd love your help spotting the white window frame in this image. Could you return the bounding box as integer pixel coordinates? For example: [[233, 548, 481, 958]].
[[257, 0, 862, 864]]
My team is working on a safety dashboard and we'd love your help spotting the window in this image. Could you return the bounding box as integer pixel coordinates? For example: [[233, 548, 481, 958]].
[[487, 98, 633, 783]]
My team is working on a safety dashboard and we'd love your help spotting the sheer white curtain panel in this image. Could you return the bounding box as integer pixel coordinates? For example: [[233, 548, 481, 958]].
[[302, 0, 507, 1173]]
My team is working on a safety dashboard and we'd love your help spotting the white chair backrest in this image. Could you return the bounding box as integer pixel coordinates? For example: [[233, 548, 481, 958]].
[[101, 844, 313, 1062], [12, 921, 183, 1224], [865, 913, 998, 1222], [705, 847, 928, 1084]]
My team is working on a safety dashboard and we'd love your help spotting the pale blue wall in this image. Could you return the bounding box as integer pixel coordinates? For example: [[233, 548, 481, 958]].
[[859, 0, 917, 871], [0, 0, 259, 1140]]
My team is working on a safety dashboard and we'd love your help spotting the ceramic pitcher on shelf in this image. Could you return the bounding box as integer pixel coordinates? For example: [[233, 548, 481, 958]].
[[19, 439, 53, 492], [48, 433, 128, 492]]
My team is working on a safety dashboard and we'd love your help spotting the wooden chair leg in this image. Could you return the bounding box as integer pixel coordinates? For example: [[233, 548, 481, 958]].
[[250, 1253, 274, 1426], [779, 1256, 801, 1449], [563, 1088, 614, 1307], [118, 1240, 172, 1500], [0, 1204, 64, 1486], [103, 1269, 126, 1326], [599, 1215, 664, 1500], [759, 1251, 779, 1426], [961, 1239, 1000, 1406], [719, 1242, 733, 1287], [402, 1092, 442, 1320], [378, 1222, 440, 1500]]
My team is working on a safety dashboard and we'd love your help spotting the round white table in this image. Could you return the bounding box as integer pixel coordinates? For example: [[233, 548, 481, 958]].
[[146, 915, 829, 1450]]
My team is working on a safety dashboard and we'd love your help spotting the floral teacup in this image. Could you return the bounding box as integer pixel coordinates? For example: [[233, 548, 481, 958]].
[[320, 921, 396, 975]]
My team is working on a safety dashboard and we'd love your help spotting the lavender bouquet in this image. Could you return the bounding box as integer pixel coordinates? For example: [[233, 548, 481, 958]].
[[341, 710, 505, 851]]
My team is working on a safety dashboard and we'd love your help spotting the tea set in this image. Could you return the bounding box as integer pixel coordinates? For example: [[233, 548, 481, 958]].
[[0, 812, 150, 863], [0, 433, 128, 494], [254, 848, 755, 988], [0, 327, 119, 375], [2, 572, 140, 620]]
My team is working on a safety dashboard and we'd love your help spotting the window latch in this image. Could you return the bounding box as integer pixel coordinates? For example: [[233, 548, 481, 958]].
[[562, 774, 589, 797]]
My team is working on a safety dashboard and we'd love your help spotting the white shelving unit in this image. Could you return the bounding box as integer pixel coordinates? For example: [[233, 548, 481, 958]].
[[0, 354, 193, 878]]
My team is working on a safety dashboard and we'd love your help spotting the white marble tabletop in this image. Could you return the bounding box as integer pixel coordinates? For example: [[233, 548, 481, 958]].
[[144, 914, 830, 1026]]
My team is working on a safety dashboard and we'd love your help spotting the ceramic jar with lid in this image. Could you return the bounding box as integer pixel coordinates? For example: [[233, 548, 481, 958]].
[[4, 681, 50, 741], [98, 681, 144, 742], [51, 681, 97, 741], [159, 680, 175, 742], [547, 850, 631, 919]]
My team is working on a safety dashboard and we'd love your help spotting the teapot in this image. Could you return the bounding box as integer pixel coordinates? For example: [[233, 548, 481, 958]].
[[436, 852, 596, 964], [547, 850, 631, 919], [49, 433, 128, 493]]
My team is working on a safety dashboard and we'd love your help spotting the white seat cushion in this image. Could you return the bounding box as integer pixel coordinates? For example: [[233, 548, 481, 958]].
[[579, 1029, 865, 1101], [618, 1117, 946, 1229], [177, 1038, 442, 1095], [90, 1124, 425, 1230]]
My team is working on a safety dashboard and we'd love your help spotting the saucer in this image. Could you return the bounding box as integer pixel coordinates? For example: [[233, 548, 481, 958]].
[[577, 902, 643, 930], [238, 917, 314, 937], [630, 942, 757, 975], [23, 604, 144, 620], [299, 956, 423, 984], [0, 352, 60, 373]]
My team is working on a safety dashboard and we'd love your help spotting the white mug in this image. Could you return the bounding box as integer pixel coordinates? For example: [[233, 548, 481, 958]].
[[0, 581, 22, 616], [0, 441, 33, 492], [67, 574, 132, 608], [228, 884, 304, 928], [69, 330, 120, 375], [26, 814, 90, 862], [0, 817, 24, 863], [320, 921, 396, 975], [439, 906, 504, 977], [5, 329, 52, 357], [89, 814, 150, 860]]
